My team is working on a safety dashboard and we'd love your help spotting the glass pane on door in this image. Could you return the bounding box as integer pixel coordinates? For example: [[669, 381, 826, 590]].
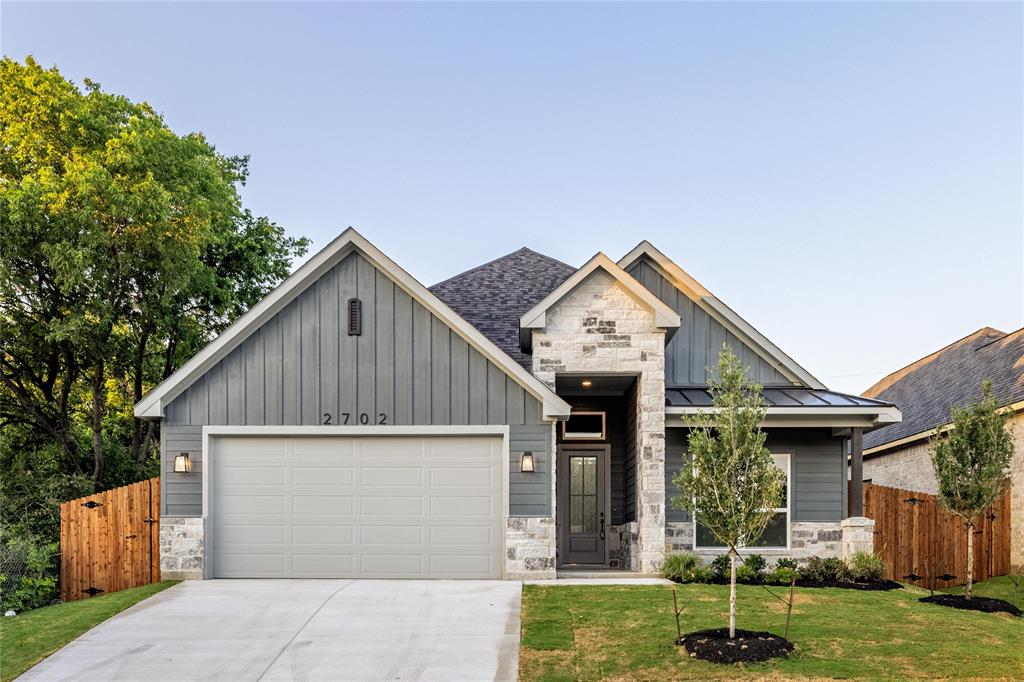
[[569, 456, 598, 534]]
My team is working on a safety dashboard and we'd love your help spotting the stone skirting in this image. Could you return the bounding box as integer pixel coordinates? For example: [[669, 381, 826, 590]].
[[609, 522, 639, 570], [662, 521, 843, 563], [506, 517, 556, 579], [160, 517, 204, 580]]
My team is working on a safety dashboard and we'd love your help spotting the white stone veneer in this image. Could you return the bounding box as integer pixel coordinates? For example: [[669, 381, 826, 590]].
[[531, 269, 667, 573], [160, 517, 204, 580]]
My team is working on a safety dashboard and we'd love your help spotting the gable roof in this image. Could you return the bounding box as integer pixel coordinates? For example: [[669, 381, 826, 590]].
[[863, 326, 1024, 452], [618, 241, 826, 390], [135, 229, 572, 421], [430, 247, 576, 369], [518, 252, 682, 351]]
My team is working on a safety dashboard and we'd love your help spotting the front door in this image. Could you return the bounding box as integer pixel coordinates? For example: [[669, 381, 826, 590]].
[[557, 447, 609, 565]]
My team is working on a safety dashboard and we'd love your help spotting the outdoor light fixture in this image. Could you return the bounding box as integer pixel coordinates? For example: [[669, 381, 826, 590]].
[[520, 452, 535, 473], [581, 379, 593, 388], [173, 453, 192, 473]]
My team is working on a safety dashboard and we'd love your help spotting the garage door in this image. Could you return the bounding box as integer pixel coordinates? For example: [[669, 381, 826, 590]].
[[209, 435, 505, 578]]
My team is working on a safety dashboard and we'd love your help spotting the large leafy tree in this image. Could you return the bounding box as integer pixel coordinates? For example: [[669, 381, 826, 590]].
[[671, 346, 785, 638], [0, 56, 308, 486], [929, 381, 1013, 598]]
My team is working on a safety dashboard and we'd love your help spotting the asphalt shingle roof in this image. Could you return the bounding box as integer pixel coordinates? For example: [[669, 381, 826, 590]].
[[430, 247, 577, 369], [863, 327, 1024, 449]]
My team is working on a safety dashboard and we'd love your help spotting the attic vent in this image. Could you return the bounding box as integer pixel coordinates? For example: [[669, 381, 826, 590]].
[[347, 298, 362, 336]]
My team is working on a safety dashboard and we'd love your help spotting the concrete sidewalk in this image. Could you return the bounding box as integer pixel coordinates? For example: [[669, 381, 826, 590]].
[[19, 580, 521, 681]]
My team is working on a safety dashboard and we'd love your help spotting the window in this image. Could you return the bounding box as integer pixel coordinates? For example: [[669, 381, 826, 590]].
[[561, 412, 606, 440], [693, 453, 791, 550]]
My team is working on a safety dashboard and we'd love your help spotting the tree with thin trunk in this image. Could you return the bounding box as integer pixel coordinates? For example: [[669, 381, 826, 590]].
[[671, 346, 785, 638], [929, 381, 1013, 599]]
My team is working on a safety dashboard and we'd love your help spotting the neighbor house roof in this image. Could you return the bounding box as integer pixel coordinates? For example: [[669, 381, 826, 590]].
[[135, 230, 572, 421], [430, 247, 576, 369], [863, 327, 1024, 452]]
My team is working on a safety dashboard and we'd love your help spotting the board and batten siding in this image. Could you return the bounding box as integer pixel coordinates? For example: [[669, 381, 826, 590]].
[[664, 428, 847, 523], [160, 251, 551, 518], [627, 259, 793, 387]]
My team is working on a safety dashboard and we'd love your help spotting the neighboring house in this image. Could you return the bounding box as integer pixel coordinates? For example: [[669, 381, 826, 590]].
[[860, 327, 1024, 570], [139, 229, 900, 580]]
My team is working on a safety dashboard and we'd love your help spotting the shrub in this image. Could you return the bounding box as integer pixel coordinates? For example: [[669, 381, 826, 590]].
[[735, 564, 760, 584], [0, 541, 59, 613], [798, 556, 850, 583], [661, 553, 700, 582], [775, 558, 798, 570], [710, 554, 731, 580], [692, 566, 714, 583], [767, 566, 797, 585], [743, 554, 767, 577], [846, 551, 885, 582]]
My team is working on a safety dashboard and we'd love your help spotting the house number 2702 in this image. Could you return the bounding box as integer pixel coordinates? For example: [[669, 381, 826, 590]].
[[322, 412, 387, 425]]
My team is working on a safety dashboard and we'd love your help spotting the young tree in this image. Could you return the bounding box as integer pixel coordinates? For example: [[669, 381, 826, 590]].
[[930, 381, 1013, 598], [671, 346, 785, 638]]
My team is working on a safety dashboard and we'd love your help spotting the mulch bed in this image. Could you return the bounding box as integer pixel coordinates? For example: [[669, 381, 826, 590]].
[[919, 594, 1022, 616], [795, 579, 903, 591], [679, 628, 793, 664]]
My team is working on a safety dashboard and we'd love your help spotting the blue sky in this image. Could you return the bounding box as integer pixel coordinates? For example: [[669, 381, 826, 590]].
[[4, 2, 1022, 394]]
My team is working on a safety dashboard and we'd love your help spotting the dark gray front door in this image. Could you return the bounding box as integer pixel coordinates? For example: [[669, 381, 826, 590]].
[[558, 447, 609, 565]]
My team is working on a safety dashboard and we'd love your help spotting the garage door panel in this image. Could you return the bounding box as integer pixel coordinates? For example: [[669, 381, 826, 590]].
[[291, 554, 355, 576], [293, 524, 354, 545], [211, 435, 504, 578], [430, 466, 495, 487], [292, 466, 354, 486], [360, 467, 423, 486], [219, 494, 287, 515], [430, 495, 494, 516]]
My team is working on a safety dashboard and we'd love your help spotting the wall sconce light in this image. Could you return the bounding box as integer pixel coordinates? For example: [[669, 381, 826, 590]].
[[174, 452, 192, 473], [581, 379, 593, 388], [520, 452, 535, 473]]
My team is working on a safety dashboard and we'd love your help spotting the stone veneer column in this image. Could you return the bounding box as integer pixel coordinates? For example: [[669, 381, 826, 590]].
[[840, 517, 875, 559], [160, 517, 205, 580], [531, 269, 667, 574]]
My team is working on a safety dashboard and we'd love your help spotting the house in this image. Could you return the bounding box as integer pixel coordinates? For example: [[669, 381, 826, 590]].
[[860, 327, 1024, 570], [138, 229, 900, 580]]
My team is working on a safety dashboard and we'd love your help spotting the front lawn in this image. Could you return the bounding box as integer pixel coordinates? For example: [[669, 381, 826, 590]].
[[0, 581, 178, 682], [520, 580, 1023, 680]]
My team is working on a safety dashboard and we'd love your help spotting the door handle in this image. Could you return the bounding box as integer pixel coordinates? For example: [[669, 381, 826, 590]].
[[599, 511, 605, 540]]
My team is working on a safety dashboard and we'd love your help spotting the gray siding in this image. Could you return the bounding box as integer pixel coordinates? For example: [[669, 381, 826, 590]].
[[627, 259, 793, 386], [161, 251, 551, 518], [665, 428, 846, 523]]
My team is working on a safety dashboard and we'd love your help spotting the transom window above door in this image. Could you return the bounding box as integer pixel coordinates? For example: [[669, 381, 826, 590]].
[[562, 412, 606, 440]]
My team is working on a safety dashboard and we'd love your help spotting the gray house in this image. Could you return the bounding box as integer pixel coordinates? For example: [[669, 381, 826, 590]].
[[139, 229, 899, 579]]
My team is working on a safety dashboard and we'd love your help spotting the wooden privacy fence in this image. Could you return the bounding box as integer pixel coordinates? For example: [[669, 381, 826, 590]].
[[860, 481, 1011, 589], [60, 478, 160, 602]]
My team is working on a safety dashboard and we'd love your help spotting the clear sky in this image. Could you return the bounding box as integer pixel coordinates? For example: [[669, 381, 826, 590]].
[[4, 1, 1022, 394]]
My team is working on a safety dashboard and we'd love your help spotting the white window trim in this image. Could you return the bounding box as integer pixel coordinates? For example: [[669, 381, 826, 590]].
[[692, 452, 792, 553]]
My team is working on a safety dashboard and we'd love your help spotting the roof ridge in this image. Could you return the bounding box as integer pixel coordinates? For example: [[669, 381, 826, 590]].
[[974, 325, 1021, 351], [429, 246, 576, 290], [863, 326, 1006, 398]]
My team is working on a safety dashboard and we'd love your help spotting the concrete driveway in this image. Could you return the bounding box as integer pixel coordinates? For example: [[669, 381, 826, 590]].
[[20, 580, 521, 681]]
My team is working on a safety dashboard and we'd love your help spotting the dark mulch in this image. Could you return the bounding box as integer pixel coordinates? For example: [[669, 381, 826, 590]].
[[679, 628, 794, 664], [919, 594, 1022, 616], [795, 578, 903, 591], [668, 577, 903, 591]]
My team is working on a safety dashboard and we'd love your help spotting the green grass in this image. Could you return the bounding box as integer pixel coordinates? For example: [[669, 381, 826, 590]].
[[941, 575, 1023, 606], [520, 578, 1024, 681], [0, 581, 178, 682]]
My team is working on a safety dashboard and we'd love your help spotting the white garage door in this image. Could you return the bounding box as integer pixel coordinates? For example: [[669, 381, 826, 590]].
[[209, 435, 505, 579]]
